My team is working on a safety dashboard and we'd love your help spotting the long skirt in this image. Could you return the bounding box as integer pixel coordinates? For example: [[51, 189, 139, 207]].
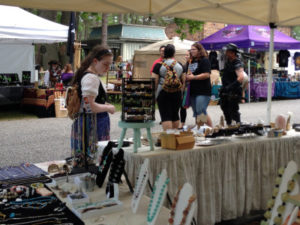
[[71, 112, 110, 165]]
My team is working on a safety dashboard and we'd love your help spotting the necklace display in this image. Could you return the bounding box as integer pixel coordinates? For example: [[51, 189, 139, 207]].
[[168, 186, 183, 224], [0, 183, 84, 225], [133, 171, 148, 199], [131, 159, 149, 213], [168, 184, 196, 225], [147, 174, 170, 223], [180, 195, 196, 225], [0, 164, 47, 181], [98, 149, 112, 173], [261, 163, 299, 225]]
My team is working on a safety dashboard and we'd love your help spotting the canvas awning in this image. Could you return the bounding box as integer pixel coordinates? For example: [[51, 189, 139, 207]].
[[0, 5, 68, 43], [1, 0, 299, 123], [0, 0, 300, 27]]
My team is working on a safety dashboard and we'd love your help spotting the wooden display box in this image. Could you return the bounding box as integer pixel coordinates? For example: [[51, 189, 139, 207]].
[[161, 132, 195, 150]]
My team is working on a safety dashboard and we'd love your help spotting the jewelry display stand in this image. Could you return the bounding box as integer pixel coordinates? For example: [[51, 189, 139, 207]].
[[147, 169, 169, 225], [269, 161, 299, 225], [287, 206, 299, 225], [118, 78, 156, 153], [169, 183, 196, 225], [131, 158, 149, 213]]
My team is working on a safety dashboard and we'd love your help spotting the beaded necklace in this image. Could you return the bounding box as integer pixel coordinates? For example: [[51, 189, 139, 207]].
[[168, 186, 183, 225], [261, 168, 300, 225], [180, 195, 196, 225], [132, 170, 148, 210], [98, 149, 112, 173], [133, 170, 148, 199], [147, 175, 170, 223]]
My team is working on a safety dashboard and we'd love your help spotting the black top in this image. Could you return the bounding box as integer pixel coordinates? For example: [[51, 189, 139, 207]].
[[78, 72, 107, 104], [278, 50, 290, 67], [95, 82, 107, 104], [209, 51, 219, 70], [222, 58, 243, 90], [188, 58, 211, 96]]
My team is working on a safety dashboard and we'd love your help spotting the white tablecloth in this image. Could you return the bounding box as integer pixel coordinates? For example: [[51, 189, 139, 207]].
[[124, 132, 300, 225]]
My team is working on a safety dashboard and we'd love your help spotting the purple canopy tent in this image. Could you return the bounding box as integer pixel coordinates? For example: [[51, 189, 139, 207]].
[[200, 25, 300, 50], [200, 24, 300, 104]]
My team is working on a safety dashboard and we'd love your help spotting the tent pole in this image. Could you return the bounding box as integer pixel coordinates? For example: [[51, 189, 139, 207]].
[[267, 25, 275, 124], [248, 48, 251, 103]]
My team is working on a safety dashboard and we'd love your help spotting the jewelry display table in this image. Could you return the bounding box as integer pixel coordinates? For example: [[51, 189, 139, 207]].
[[48, 177, 170, 225], [118, 121, 154, 153], [124, 131, 300, 225]]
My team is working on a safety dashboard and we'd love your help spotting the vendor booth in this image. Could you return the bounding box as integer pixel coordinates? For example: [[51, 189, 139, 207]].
[[200, 24, 300, 101], [0, 5, 68, 106], [2, 1, 300, 225], [133, 37, 193, 78]]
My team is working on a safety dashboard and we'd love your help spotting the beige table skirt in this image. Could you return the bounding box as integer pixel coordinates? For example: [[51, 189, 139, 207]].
[[124, 133, 300, 225]]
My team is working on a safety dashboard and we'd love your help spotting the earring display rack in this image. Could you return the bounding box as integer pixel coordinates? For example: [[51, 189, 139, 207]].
[[121, 78, 155, 123]]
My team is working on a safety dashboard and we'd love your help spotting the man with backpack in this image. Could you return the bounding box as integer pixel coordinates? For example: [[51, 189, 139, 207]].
[[152, 44, 184, 131]]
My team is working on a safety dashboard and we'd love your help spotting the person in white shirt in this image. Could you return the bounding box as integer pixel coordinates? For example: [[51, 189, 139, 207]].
[[70, 45, 115, 167]]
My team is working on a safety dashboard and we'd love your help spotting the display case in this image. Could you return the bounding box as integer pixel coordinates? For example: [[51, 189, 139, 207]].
[[121, 78, 155, 122], [0, 73, 20, 85]]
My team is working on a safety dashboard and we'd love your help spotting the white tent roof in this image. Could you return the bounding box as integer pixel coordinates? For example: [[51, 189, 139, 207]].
[[0, 0, 300, 27], [0, 5, 68, 43], [135, 37, 194, 55]]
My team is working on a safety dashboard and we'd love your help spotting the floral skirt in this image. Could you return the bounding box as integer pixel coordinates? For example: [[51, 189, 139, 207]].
[[71, 112, 110, 163]]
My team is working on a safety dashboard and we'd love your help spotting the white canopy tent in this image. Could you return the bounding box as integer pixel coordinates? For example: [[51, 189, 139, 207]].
[[0, 5, 68, 44], [2, 0, 299, 123], [133, 37, 193, 78], [0, 5, 68, 82]]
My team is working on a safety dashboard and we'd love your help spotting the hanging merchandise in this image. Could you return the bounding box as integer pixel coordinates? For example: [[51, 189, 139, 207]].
[[131, 159, 149, 213], [260, 161, 299, 225], [106, 148, 125, 199], [209, 51, 219, 70], [293, 52, 300, 70], [278, 50, 291, 67], [96, 142, 114, 188], [168, 183, 196, 225], [218, 49, 226, 71], [147, 169, 169, 225]]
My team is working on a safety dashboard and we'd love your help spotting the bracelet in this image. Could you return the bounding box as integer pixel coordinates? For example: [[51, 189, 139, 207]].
[[31, 183, 44, 189]]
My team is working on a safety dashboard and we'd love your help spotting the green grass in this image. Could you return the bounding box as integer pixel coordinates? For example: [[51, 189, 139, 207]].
[[112, 102, 122, 111], [0, 110, 37, 121]]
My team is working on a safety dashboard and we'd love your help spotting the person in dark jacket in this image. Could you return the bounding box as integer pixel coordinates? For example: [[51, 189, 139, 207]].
[[219, 43, 245, 125]]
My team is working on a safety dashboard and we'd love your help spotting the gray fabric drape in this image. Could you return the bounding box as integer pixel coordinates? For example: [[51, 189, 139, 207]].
[[124, 135, 300, 225]]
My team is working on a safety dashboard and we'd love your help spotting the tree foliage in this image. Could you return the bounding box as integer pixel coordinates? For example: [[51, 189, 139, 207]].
[[174, 18, 204, 40]]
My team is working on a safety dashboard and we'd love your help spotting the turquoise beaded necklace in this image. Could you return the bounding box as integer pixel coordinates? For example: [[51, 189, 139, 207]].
[[147, 174, 170, 223]]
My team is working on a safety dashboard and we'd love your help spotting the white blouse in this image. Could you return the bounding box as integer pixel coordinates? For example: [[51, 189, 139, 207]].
[[81, 73, 100, 97]]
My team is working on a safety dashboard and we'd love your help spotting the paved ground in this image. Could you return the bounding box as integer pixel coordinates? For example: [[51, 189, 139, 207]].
[[0, 99, 300, 167]]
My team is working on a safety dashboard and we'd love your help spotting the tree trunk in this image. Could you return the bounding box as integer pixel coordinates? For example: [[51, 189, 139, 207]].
[[124, 13, 129, 24], [75, 13, 80, 40], [38, 10, 57, 21], [61, 11, 71, 25], [118, 14, 124, 24], [59, 11, 71, 67], [36, 10, 58, 68], [101, 13, 108, 46]]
